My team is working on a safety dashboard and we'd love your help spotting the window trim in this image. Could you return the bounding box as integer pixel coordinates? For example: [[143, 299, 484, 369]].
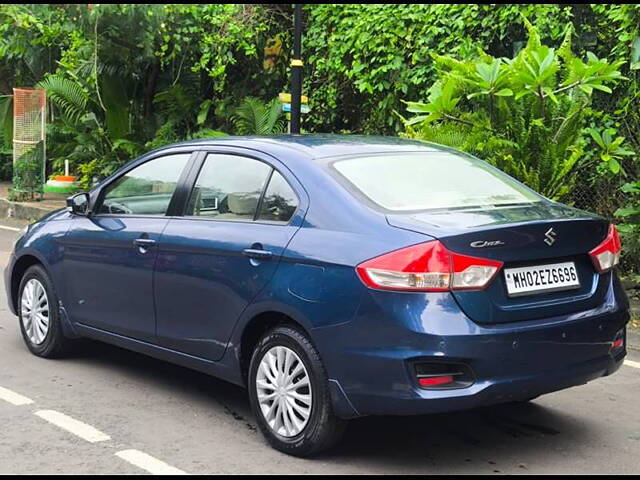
[[92, 150, 197, 218], [181, 152, 300, 226]]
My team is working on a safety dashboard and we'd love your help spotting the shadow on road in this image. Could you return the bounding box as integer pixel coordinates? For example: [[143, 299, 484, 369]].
[[69, 338, 592, 471]]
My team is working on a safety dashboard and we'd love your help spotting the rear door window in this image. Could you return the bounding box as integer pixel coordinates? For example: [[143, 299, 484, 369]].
[[256, 171, 299, 223], [186, 154, 272, 221]]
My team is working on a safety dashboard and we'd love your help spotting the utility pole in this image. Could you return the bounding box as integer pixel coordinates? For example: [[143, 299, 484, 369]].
[[290, 4, 303, 134]]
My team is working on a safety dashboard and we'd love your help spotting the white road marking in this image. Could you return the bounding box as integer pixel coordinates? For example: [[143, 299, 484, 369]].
[[34, 410, 111, 443], [0, 386, 34, 406], [116, 449, 187, 475], [0, 224, 22, 232], [624, 359, 640, 369]]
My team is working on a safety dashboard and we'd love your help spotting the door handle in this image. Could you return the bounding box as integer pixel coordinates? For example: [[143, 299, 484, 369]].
[[242, 248, 273, 260], [133, 238, 156, 253], [133, 238, 157, 248]]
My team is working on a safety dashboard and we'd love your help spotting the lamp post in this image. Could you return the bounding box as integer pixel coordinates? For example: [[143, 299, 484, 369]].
[[290, 4, 303, 134]]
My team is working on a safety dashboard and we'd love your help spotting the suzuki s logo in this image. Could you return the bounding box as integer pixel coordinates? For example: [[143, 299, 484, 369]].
[[544, 227, 557, 246]]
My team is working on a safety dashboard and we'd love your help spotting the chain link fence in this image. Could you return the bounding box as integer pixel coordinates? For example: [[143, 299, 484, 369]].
[[569, 179, 626, 221]]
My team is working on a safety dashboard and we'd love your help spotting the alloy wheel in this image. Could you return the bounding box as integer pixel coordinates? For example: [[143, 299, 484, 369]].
[[256, 345, 312, 437], [21, 278, 49, 345]]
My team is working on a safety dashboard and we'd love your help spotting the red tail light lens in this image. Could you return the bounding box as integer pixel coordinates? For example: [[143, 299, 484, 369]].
[[589, 224, 622, 273], [356, 240, 503, 292]]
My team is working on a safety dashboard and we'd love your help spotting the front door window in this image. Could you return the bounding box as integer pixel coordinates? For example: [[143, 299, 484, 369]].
[[98, 153, 191, 215]]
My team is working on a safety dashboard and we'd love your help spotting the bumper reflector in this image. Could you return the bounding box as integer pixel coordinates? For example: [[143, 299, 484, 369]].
[[418, 375, 454, 387], [413, 361, 475, 389]]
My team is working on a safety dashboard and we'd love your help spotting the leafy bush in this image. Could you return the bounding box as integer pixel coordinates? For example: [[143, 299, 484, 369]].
[[303, 4, 575, 134], [400, 20, 628, 202]]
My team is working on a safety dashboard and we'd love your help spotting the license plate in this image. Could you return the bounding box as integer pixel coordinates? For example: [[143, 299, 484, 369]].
[[504, 261, 580, 297]]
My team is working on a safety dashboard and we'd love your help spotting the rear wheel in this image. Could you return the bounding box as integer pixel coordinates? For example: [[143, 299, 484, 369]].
[[248, 325, 347, 457], [18, 265, 73, 358]]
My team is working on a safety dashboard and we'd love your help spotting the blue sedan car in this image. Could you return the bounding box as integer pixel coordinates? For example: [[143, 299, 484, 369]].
[[5, 135, 629, 456]]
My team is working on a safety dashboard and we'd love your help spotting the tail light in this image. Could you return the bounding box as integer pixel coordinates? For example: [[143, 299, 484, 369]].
[[589, 224, 622, 273], [356, 240, 503, 292]]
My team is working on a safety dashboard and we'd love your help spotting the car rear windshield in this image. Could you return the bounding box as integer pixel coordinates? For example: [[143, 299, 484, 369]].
[[331, 152, 542, 211]]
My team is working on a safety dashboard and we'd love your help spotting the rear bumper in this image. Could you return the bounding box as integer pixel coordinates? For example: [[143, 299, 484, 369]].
[[313, 273, 629, 418], [339, 344, 625, 416]]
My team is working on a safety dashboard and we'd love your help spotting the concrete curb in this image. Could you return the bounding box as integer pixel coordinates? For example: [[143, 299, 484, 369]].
[[0, 197, 61, 222]]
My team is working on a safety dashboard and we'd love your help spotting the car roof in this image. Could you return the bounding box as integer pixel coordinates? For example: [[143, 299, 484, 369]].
[[167, 134, 445, 160]]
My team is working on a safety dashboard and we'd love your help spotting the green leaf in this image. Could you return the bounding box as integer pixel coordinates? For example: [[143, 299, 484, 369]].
[[615, 207, 640, 217], [579, 84, 593, 95], [608, 157, 621, 174], [587, 128, 605, 148], [495, 88, 513, 96], [621, 182, 640, 194], [589, 84, 612, 93]]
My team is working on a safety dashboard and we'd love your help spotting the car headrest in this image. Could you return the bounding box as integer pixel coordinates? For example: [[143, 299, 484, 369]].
[[227, 192, 258, 215]]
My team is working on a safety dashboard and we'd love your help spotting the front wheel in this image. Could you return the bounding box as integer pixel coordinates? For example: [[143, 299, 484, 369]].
[[18, 264, 73, 358], [248, 325, 347, 457]]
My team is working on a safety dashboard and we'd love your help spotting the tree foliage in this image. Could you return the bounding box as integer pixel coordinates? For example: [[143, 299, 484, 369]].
[[303, 4, 575, 134], [0, 4, 638, 265], [0, 4, 288, 187], [401, 21, 629, 202]]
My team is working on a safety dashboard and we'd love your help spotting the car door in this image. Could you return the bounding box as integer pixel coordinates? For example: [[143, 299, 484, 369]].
[[62, 151, 194, 342], [154, 150, 306, 361]]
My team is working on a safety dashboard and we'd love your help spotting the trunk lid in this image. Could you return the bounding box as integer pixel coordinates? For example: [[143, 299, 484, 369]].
[[387, 202, 610, 324]]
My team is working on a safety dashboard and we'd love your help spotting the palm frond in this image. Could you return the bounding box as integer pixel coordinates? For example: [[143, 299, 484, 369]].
[[232, 97, 285, 135], [37, 75, 90, 124], [265, 99, 286, 134]]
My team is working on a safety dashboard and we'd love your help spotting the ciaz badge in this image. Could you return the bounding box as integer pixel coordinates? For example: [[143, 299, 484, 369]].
[[470, 240, 505, 248]]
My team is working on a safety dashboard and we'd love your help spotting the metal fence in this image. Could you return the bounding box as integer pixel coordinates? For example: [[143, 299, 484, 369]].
[[569, 178, 627, 221]]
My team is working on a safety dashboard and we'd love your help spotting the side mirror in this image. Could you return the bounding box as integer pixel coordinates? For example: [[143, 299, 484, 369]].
[[66, 192, 91, 216]]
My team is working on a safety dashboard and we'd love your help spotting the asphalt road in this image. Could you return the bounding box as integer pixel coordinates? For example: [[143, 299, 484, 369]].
[[0, 225, 638, 475]]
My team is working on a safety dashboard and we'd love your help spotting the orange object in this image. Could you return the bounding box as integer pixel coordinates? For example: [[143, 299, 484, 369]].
[[53, 175, 77, 182]]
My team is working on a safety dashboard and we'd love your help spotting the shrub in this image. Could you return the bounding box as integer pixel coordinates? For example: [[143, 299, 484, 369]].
[[400, 20, 628, 202]]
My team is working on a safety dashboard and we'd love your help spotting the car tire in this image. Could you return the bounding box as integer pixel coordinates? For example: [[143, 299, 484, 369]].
[[248, 325, 347, 457], [18, 264, 73, 358]]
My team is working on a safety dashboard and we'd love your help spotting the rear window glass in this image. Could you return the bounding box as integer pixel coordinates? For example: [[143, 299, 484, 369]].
[[331, 152, 541, 211]]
